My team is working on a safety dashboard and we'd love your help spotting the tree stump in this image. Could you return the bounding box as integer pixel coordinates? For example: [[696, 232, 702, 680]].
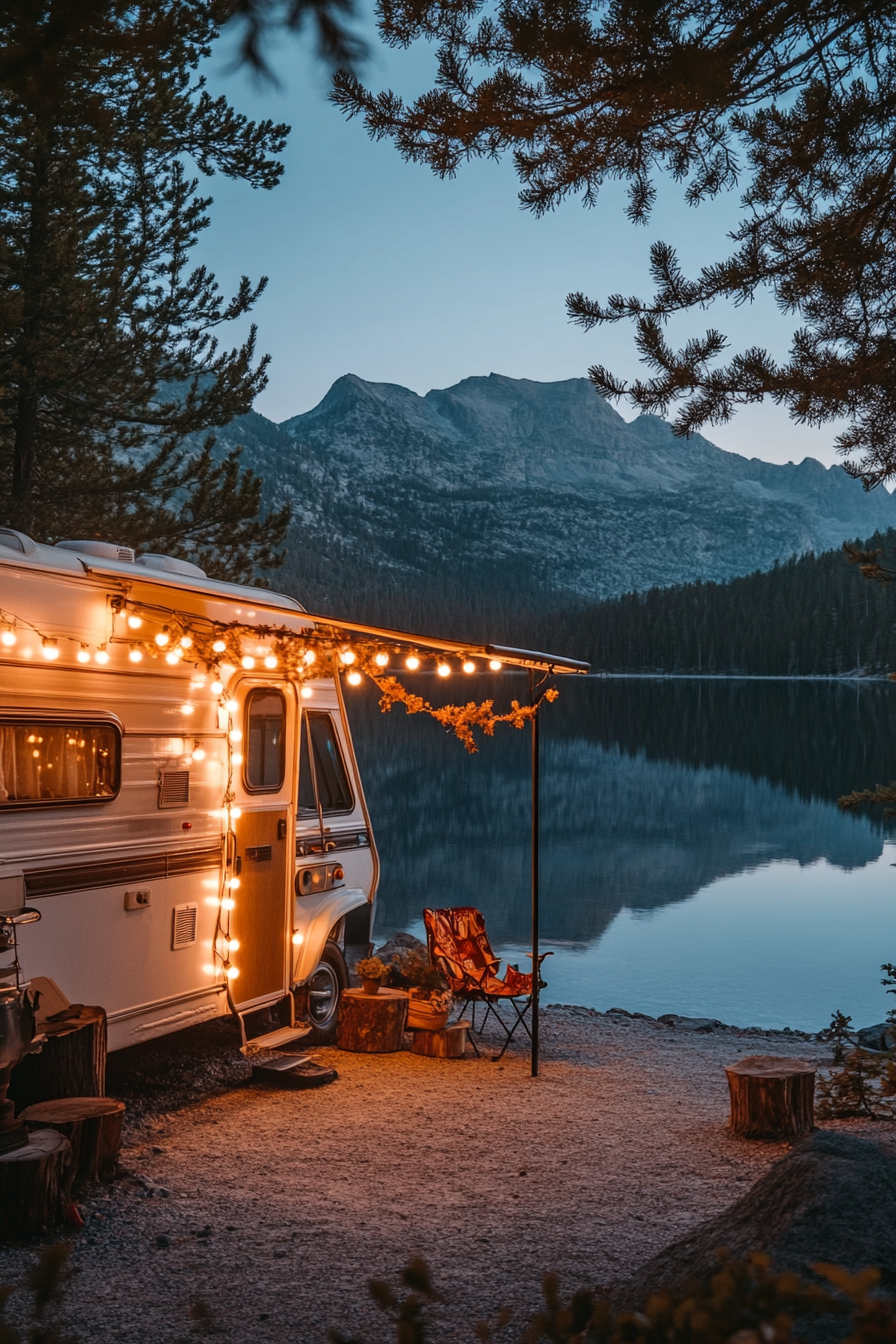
[[0, 1129, 73, 1237], [337, 988, 408, 1052], [411, 1020, 471, 1058], [724, 1055, 816, 1138], [20, 1097, 125, 1186], [9, 1006, 106, 1113]]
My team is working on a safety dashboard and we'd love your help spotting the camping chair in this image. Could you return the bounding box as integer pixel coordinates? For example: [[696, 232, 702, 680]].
[[423, 906, 551, 1060]]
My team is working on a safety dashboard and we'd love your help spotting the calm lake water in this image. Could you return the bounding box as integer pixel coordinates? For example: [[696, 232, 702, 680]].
[[349, 677, 896, 1033]]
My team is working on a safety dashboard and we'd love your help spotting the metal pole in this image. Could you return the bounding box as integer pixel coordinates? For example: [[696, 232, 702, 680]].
[[530, 670, 540, 1078]]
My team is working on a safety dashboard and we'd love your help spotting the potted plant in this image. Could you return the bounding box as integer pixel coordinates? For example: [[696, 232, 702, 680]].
[[356, 956, 389, 996], [388, 949, 453, 1030]]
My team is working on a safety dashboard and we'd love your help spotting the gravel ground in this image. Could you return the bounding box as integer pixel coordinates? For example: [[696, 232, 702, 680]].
[[1, 1006, 892, 1343]]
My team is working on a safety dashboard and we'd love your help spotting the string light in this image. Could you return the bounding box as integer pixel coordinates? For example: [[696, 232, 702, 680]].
[[463, 660, 476, 673], [155, 630, 170, 647], [489, 659, 502, 671], [191, 744, 205, 761], [210, 680, 224, 695], [303, 650, 315, 665], [179, 636, 192, 649], [76, 645, 91, 664], [241, 655, 255, 670], [340, 649, 356, 665], [229, 729, 242, 743], [225, 699, 238, 713], [179, 704, 194, 715], [95, 647, 110, 665], [1, 628, 16, 647], [222, 897, 236, 911], [212, 639, 226, 653], [231, 752, 243, 765], [300, 686, 313, 699], [41, 639, 59, 660], [437, 663, 451, 677], [292, 931, 304, 945], [129, 646, 143, 663], [347, 670, 362, 686], [405, 655, 420, 670], [127, 615, 142, 630], [263, 654, 277, 669], [225, 966, 239, 980], [375, 652, 389, 667], [165, 651, 180, 665]]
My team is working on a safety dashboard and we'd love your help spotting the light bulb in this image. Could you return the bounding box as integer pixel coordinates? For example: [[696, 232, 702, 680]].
[[155, 631, 170, 647], [210, 680, 224, 695], [231, 752, 243, 765], [76, 646, 91, 664], [303, 650, 315, 665], [437, 663, 451, 677], [222, 898, 236, 911], [180, 636, 192, 649], [127, 615, 142, 630], [191, 747, 206, 762], [374, 652, 389, 667], [463, 660, 476, 673], [229, 729, 242, 743], [225, 698, 238, 713], [405, 655, 420, 670], [229, 806, 241, 819], [241, 656, 255, 670], [226, 876, 240, 890], [347, 670, 362, 686], [95, 648, 110, 665], [292, 931, 304, 946], [165, 651, 179, 665], [226, 966, 239, 980], [1, 629, 16, 647], [263, 654, 277, 670], [300, 686, 313, 699], [489, 659, 502, 671], [225, 938, 240, 953], [340, 649, 355, 665], [129, 646, 143, 662], [180, 704, 194, 715], [212, 640, 227, 654], [41, 639, 59, 660]]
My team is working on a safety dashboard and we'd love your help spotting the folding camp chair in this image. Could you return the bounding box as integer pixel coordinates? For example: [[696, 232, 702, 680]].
[[423, 906, 551, 1060]]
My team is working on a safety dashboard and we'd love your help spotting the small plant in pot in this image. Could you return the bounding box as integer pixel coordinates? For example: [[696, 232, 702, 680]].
[[388, 949, 453, 1030], [356, 956, 389, 995]]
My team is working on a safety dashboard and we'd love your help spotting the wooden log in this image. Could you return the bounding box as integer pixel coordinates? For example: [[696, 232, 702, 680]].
[[724, 1055, 816, 1138], [9, 1006, 106, 1112], [411, 1020, 471, 1059], [20, 1097, 125, 1185], [0, 1129, 73, 1237], [337, 987, 408, 1053]]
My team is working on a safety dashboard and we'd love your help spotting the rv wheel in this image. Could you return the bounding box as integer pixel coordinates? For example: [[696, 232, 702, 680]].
[[304, 944, 348, 1044]]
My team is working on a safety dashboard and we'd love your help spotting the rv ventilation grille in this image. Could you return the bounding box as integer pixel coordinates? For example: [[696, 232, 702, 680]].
[[159, 770, 190, 808], [172, 902, 198, 949]]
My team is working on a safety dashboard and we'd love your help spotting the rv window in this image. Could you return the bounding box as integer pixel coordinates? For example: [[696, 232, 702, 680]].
[[298, 712, 353, 815], [0, 721, 120, 806], [244, 689, 286, 792]]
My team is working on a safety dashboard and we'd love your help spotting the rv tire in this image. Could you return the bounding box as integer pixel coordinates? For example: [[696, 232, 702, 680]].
[[303, 944, 348, 1044]]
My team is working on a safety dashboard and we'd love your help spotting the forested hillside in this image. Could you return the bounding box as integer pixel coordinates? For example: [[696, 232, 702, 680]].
[[542, 531, 896, 675]]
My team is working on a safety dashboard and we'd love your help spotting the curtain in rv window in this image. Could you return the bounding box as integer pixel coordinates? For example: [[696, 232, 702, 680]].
[[245, 689, 286, 791], [298, 712, 353, 814], [0, 722, 120, 804]]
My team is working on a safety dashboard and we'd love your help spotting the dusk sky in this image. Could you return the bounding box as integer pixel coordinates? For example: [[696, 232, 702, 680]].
[[201, 25, 845, 469]]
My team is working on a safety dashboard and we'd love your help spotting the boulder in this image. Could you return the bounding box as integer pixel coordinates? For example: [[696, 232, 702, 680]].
[[373, 932, 428, 965], [856, 1022, 896, 1052], [612, 1130, 896, 1314], [657, 1014, 726, 1032]]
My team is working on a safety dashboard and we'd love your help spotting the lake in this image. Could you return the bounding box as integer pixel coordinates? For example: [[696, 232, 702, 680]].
[[348, 676, 896, 1033]]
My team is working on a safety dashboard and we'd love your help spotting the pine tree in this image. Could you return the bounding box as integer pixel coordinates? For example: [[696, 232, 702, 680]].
[[0, 0, 292, 582], [332, 1, 896, 487]]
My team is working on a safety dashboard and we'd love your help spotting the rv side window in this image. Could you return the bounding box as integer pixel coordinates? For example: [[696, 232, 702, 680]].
[[244, 689, 286, 792], [0, 721, 120, 806], [298, 712, 353, 815]]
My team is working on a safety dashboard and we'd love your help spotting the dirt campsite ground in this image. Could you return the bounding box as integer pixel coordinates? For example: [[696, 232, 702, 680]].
[[1, 1007, 892, 1343]]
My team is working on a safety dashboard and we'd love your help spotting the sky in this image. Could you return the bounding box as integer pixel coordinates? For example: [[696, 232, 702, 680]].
[[198, 24, 846, 469]]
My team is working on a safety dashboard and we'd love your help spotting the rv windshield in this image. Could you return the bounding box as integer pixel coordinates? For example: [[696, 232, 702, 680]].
[[298, 712, 353, 815], [0, 721, 120, 805]]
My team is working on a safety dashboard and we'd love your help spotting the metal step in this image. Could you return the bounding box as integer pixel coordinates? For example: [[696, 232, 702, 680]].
[[246, 1024, 312, 1050]]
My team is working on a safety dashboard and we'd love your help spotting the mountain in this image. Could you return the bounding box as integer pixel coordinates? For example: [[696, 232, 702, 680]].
[[213, 373, 896, 633]]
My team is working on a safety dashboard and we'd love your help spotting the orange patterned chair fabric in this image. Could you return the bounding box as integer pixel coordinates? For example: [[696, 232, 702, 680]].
[[424, 906, 534, 998]]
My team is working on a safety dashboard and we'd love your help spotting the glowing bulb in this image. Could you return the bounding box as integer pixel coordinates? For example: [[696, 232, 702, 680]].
[[225, 938, 240, 953], [225, 699, 238, 713], [489, 659, 502, 671], [347, 671, 362, 686], [463, 660, 476, 673], [340, 649, 355, 665], [374, 652, 389, 667], [165, 651, 179, 665], [76, 646, 91, 664], [1, 629, 16, 647], [405, 655, 420, 670], [222, 898, 236, 911], [437, 663, 451, 677], [226, 966, 239, 980], [212, 640, 226, 654], [226, 876, 241, 890], [229, 729, 242, 743], [300, 686, 313, 699], [210, 680, 224, 695], [292, 931, 304, 946], [155, 631, 170, 647], [94, 648, 110, 665], [129, 646, 143, 663], [191, 747, 205, 762], [241, 656, 255, 670], [127, 615, 142, 630], [41, 639, 59, 660], [263, 654, 277, 669], [229, 806, 241, 820], [179, 636, 192, 649], [303, 650, 315, 665], [180, 704, 194, 715], [231, 752, 243, 765]]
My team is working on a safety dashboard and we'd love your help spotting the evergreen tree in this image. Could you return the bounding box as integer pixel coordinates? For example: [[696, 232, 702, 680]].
[[0, 1, 292, 581], [333, 1, 896, 487]]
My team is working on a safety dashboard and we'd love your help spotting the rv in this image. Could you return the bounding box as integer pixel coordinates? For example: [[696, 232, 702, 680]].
[[0, 529, 379, 1054]]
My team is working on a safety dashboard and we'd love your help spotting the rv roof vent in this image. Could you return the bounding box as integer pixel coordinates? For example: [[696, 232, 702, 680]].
[[55, 540, 136, 564], [159, 770, 190, 809], [0, 528, 36, 555], [172, 902, 198, 950], [136, 553, 206, 578]]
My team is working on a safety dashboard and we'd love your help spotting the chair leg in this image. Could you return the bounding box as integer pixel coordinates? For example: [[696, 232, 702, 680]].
[[490, 997, 533, 1060]]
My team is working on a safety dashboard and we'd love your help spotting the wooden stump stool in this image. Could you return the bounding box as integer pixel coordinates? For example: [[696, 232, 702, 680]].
[[337, 988, 408, 1052], [9, 1005, 107, 1112], [0, 1129, 73, 1237], [725, 1055, 816, 1138], [411, 1020, 471, 1059], [20, 1097, 125, 1186]]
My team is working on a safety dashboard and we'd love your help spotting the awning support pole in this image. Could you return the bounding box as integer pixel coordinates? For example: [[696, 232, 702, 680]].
[[530, 669, 540, 1078]]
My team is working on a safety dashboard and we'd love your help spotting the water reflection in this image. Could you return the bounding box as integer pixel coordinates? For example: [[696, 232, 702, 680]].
[[348, 677, 896, 1026]]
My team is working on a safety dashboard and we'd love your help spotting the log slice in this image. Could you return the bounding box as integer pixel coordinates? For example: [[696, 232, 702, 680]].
[[9, 1006, 106, 1112], [19, 1097, 124, 1185], [337, 988, 408, 1052], [0, 1129, 73, 1237]]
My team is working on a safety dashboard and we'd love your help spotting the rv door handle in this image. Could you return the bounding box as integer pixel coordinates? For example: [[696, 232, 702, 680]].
[[277, 819, 287, 840], [235, 856, 242, 876]]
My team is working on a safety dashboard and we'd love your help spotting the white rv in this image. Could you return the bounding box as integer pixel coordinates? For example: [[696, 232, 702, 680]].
[[0, 529, 380, 1054]]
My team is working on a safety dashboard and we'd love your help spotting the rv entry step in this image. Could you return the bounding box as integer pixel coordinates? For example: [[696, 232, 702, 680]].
[[241, 1024, 313, 1052], [250, 1055, 338, 1089]]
